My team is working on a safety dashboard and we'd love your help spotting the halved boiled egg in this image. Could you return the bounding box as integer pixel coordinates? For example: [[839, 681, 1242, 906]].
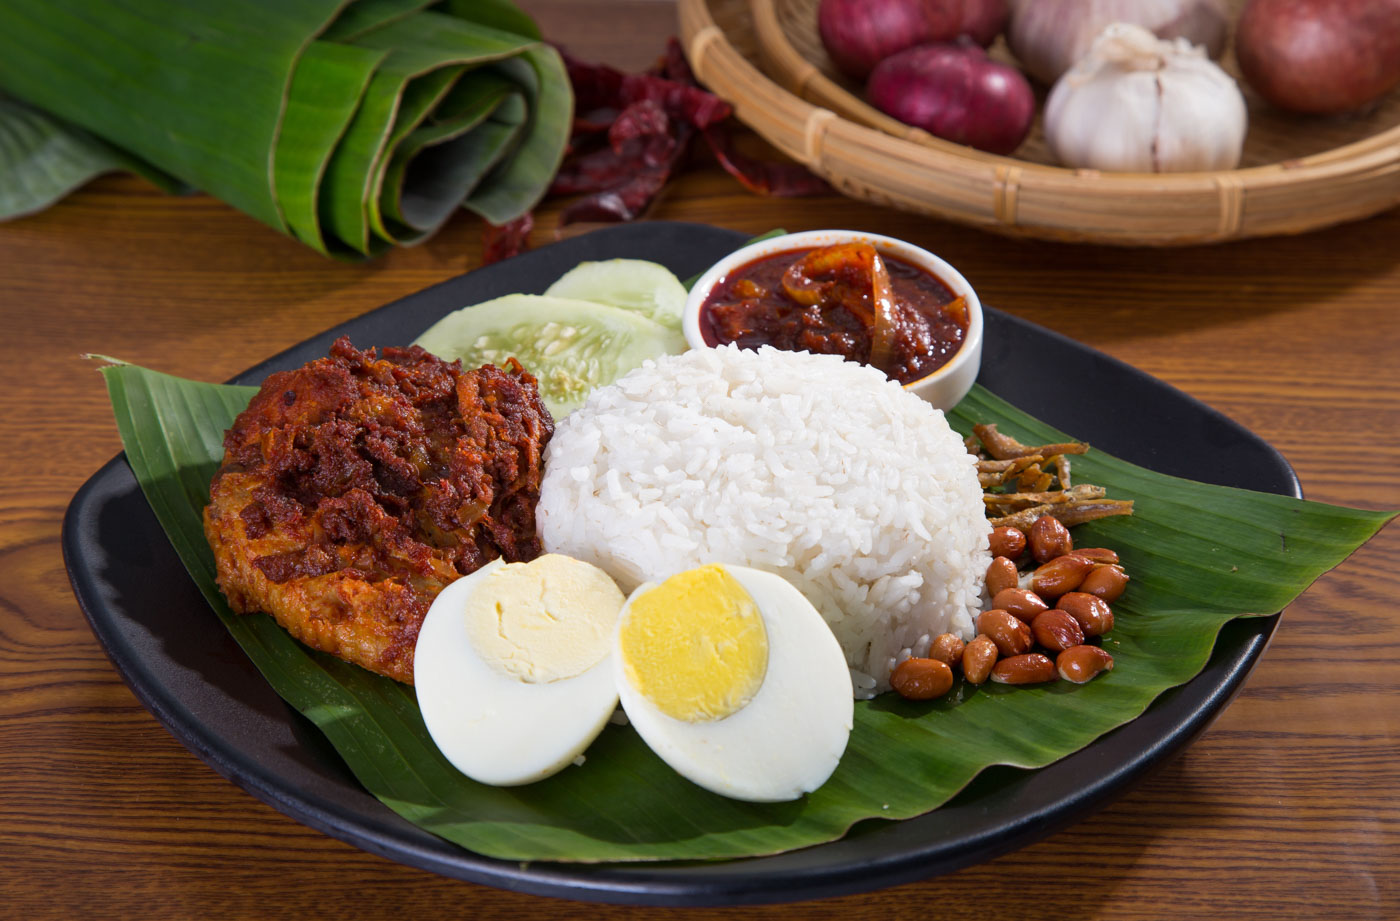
[[414, 554, 625, 786], [614, 563, 854, 802]]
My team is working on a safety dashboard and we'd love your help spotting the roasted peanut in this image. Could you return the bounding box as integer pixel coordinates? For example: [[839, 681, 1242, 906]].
[[891, 657, 955, 700], [1057, 591, 1114, 637], [977, 609, 1033, 657], [1080, 563, 1130, 602], [1031, 609, 1085, 653], [1056, 645, 1115, 684], [991, 653, 1057, 685], [962, 635, 998, 685], [1068, 547, 1119, 564], [1030, 554, 1094, 600], [928, 632, 966, 668], [991, 587, 1050, 623], [985, 556, 1019, 596], [988, 526, 1027, 559], [1028, 515, 1072, 564]]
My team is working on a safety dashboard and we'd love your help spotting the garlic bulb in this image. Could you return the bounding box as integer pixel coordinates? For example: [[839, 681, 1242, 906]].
[[1044, 24, 1247, 173], [1006, 0, 1227, 84]]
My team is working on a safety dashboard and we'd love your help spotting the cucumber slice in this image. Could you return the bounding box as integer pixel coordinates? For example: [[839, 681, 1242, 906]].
[[543, 259, 688, 331], [414, 294, 687, 419]]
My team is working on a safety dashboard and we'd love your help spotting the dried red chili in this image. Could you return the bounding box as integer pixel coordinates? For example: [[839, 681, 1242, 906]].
[[702, 123, 832, 198], [482, 213, 534, 264], [483, 39, 830, 264]]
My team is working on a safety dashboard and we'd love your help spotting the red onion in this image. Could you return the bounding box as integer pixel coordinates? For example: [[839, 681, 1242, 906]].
[[1235, 0, 1400, 115], [956, 0, 1010, 47], [819, 0, 946, 81], [866, 42, 1035, 155], [818, 0, 1008, 81]]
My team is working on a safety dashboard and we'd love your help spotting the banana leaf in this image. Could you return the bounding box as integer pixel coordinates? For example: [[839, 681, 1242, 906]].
[[460, 48, 573, 226], [322, 0, 435, 43], [377, 72, 517, 240], [0, 97, 184, 219], [388, 92, 527, 243], [0, 0, 569, 257], [97, 359, 1394, 862], [274, 42, 385, 253]]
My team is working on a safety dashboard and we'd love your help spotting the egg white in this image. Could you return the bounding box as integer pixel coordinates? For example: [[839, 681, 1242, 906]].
[[414, 559, 619, 786], [614, 564, 854, 802]]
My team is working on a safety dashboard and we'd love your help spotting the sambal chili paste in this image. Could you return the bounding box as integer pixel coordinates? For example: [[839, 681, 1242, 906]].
[[699, 242, 968, 384]]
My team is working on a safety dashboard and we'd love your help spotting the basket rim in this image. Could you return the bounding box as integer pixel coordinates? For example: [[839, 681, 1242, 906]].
[[678, 0, 1400, 244], [744, 0, 1400, 187]]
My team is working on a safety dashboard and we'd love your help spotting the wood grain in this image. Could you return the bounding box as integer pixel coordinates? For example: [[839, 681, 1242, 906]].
[[0, 2, 1396, 918]]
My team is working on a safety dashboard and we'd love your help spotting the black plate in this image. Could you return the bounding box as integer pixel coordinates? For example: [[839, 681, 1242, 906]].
[[63, 222, 1292, 906]]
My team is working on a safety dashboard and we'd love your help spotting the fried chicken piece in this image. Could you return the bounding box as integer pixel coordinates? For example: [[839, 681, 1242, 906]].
[[202, 337, 553, 683]]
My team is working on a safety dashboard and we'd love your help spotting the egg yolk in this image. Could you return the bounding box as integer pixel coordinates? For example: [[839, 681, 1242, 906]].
[[618, 564, 769, 723], [463, 554, 624, 683]]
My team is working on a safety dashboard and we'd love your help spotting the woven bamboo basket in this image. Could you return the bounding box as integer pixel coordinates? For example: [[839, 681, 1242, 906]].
[[677, 0, 1400, 245]]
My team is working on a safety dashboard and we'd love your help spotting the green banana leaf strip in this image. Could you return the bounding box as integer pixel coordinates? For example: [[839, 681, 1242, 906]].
[[98, 358, 1394, 863], [298, 0, 448, 253], [0, 97, 182, 219], [390, 93, 526, 241], [274, 41, 385, 254], [367, 65, 470, 248], [363, 11, 560, 241], [319, 11, 541, 254], [377, 72, 517, 236], [320, 0, 434, 43], [433, 70, 522, 130], [445, 2, 565, 224], [0, 0, 347, 232], [461, 46, 572, 225], [319, 63, 455, 255], [439, 0, 543, 41]]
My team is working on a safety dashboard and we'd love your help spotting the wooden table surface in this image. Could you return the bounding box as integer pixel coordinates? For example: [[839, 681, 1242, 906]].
[[2, 2, 1396, 918]]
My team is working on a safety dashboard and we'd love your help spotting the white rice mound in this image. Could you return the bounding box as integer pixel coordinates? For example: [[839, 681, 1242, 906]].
[[536, 345, 991, 697]]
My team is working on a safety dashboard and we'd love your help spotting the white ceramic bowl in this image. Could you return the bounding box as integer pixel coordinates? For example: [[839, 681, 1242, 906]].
[[683, 230, 983, 412]]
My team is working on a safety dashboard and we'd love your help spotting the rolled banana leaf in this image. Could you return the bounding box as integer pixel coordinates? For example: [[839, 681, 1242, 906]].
[[0, 0, 569, 257]]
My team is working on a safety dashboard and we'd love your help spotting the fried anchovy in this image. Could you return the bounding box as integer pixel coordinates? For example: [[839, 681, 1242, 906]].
[[990, 499, 1135, 531], [973, 423, 1090, 461], [985, 484, 1107, 511], [976, 455, 1045, 488]]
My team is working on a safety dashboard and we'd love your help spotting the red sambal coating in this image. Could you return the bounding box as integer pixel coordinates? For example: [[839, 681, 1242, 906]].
[[700, 243, 968, 384], [202, 337, 553, 684]]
